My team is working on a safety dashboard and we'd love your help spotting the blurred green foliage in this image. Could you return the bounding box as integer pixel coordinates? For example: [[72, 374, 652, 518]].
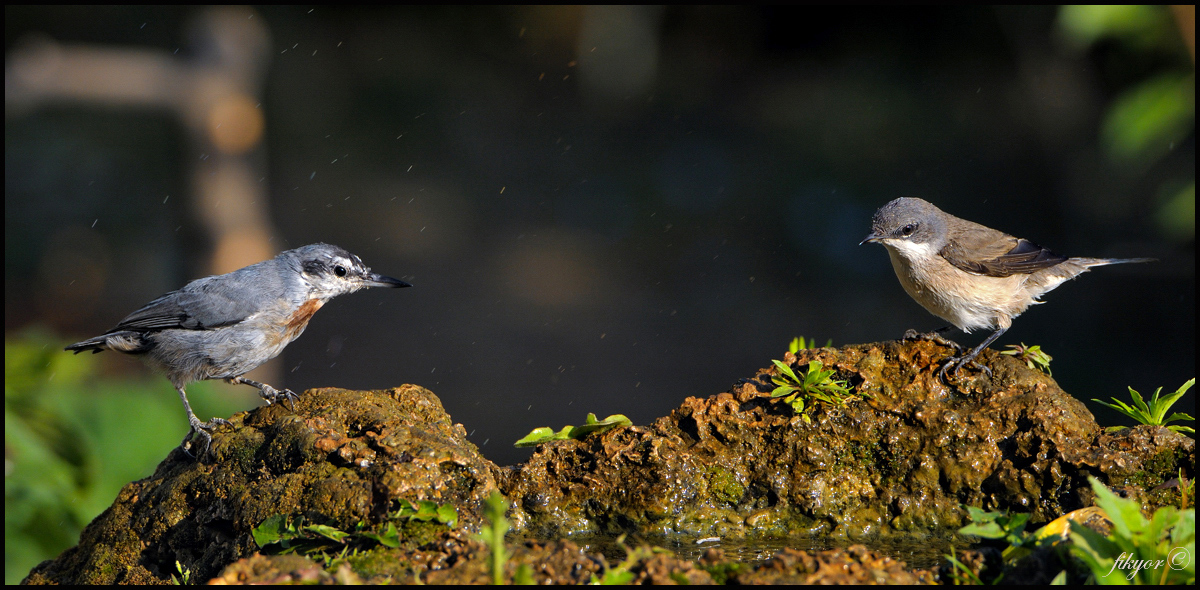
[[4, 328, 243, 584], [1101, 73, 1195, 168], [1070, 476, 1195, 585], [1058, 5, 1196, 242], [1058, 5, 1181, 53]]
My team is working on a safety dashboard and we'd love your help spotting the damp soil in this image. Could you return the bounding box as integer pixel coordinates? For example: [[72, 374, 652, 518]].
[[22, 339, 1194, 584]]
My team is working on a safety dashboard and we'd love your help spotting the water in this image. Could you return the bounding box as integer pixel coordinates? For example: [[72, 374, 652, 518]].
[[570, 533, 958, 571]]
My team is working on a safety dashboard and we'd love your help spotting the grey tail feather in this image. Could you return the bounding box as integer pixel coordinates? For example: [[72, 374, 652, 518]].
[[65, 337, 108, 354], [1079, 257, 1157, 267]]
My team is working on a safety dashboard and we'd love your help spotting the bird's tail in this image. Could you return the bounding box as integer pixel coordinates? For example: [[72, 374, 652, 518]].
[[65, 336, 110, 354], [64, 331, 152, 354], [1077, 257, 1157, 268]]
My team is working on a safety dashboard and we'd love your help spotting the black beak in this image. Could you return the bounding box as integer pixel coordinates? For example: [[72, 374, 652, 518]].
[[859, 233, 882, 246], [365, 273, 412, 288]]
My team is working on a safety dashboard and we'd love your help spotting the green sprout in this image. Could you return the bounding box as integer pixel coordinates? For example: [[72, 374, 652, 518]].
[[588, 534, 672, 585], [514, 413, 632, 447], [394, 499, 459, 527], [477, 491, 511, 585], [171, 560, 192, 585], [1093, 378, 1195, 434], [251, 499, 458, 555], [943, 546, 984, 585], [957, 506, 1036, 562], [1000, 342, 1053, 375], [788, 336, 832, 353], [1069, 476, 1195, 585], [769, 359, 863, 423]]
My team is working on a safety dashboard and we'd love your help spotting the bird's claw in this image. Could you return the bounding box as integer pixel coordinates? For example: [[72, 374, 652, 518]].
[[936, 355, 992, 382], [261, 385, 300, 410], [903, 329, 965, 353], [180, 417, 231, 458], [233, 376, 301, 411]]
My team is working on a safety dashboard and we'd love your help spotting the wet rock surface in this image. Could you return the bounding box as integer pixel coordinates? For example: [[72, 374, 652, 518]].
[[22, 385, 500, 585], [22, 341, 1194, 584], [502, 340, 1193, 538]]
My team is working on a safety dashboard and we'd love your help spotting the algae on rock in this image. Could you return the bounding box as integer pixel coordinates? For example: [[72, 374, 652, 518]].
[[500, 340, 1194, 539]]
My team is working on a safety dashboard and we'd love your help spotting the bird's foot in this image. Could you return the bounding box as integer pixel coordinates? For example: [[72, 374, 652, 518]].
[[936, 354, 993, 382], [180, 416, 231, 459], [258, 383, 300, 410], [229, 377, 301, 410], [902, 328, 965, 353]]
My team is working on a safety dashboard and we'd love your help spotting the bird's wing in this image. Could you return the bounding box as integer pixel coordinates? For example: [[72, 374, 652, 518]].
[[940, 225, 1068, 278], [110, 275, 269, 332]]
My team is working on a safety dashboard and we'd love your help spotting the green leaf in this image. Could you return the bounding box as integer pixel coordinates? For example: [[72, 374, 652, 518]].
[[771, 359, 800, 384], [959, 520, 1007, 539], [770, 385, 798, 398], [513, 426, 570, 447], [1153, 378, 1195, 418], [252, 515, 290, 548], [514, 413, 631, 447], [360, 522, 400, 548], [436, 504, 459, 527], [303, 524, 349, 543]]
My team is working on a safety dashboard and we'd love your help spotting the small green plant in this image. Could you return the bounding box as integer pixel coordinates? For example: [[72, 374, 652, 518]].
[[251, 499, 458, 554], [769, 359, 864, 422], [171, 560, 192, 585], [788, 336, 832, 353], [944, 546, 984, 585], [513, 563, 535, 585], [958, 506, 1037, 562], [513, 413, 632, 447], [1000, 342, 1053, 375], [588, 535, 671, 584], [1093, 378, 1195, 434], [1069, 476, 1195, 584], [395, 498, 459, 527], [251, 515, 346, 555], [477, 491, 511, 585]]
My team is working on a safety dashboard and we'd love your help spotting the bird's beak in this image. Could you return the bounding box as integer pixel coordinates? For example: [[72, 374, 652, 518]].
[[364, 273, 412, 288], [860, 232, 882, 246]]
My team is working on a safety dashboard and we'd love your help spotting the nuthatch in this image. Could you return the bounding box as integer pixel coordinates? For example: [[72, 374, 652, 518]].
[[862, 198, 1153, 380], [66, 243, 410, 456]]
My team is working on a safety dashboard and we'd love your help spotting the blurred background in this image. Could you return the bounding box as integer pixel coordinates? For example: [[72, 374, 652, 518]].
[[5, 5, 1194, 580]]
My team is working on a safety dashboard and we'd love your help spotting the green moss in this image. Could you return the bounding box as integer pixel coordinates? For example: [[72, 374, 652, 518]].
[[398, 519, 450, 547], [344, 547, 413, 578], [707, 467, 744, 504], [1145, 447, 1185, 480]]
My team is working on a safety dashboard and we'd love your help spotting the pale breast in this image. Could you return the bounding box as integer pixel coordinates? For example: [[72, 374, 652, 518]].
[[886, 246, 1029, 332]]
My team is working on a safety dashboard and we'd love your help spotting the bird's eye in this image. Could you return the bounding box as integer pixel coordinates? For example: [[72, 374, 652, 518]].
[[900, 223, 917, 236], [334, 265, 347, 277]]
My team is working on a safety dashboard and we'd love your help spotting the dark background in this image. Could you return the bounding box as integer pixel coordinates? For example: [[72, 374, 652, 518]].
[[7, 6, 1194, 472]]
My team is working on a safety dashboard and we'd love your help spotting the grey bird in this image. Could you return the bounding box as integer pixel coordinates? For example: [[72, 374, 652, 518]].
[[862, 197, 1153, 380], [65, 243, 411, 456]]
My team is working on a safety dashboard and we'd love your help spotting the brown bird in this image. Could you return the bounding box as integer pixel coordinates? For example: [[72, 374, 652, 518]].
[[862, 197, 1153, 379]]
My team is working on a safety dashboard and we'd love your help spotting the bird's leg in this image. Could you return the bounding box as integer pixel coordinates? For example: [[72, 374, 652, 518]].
[[938, 327, 1007, 381], [903, 326, 965, 353], [228, 376, 300, 410], [176, 385, 230, 458]]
